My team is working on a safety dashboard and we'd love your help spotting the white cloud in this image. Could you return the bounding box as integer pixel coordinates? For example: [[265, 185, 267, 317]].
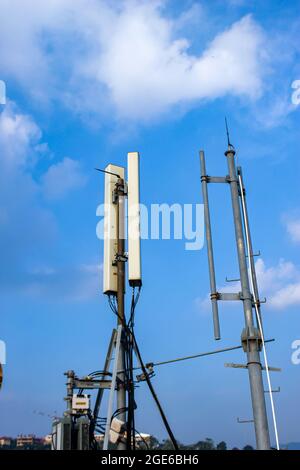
[[0, 1, 267, 121], [255, 258, 300, 310], [0, 101, 87, 293], [285, 217, 300, 244], [0, 101, 42, 169], [0, 101, 56, 287], [42, 157, 87, 201], [197, 258, 300, 312], [269, 282, 300, 310], [96, 11, 265, 120]]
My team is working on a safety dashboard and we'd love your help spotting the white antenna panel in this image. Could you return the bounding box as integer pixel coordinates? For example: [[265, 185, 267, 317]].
[[127, 152, 142, 287], [103, 164, 125, 295]]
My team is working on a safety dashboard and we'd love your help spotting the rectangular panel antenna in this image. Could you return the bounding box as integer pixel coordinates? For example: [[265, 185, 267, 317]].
[[103, 164, 125, 295], [127, 152, 142, 287]]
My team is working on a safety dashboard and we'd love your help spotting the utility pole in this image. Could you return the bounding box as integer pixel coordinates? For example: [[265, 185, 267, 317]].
[[200, 138, 273, 450], [101, 155, 142, 450], [55, 153, 178, 451], [225, 145, 270, 450]]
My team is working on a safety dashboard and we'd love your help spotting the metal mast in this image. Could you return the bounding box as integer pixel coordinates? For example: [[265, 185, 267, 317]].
[[200, 135, 273, 449], [225, 144, 270, 450]]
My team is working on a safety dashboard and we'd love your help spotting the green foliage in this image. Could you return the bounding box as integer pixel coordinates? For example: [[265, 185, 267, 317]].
[[1, 435, 257, 451], [216, 441, 227, 450]]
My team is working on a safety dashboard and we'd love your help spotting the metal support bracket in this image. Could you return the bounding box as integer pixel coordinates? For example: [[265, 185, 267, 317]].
[[113, 181, 128, 204], [241, 326, 262, 352], [225, 276, 240, 283], [112, 253, 128, 266], [225, 363, 281, 372], [73, 379, 114, 390], [237, 417, 254, 424], [246, 250, 261, 258], [201, 175, 230, 184], [217, 292, 242, 301], [264, 387, 280, 393]]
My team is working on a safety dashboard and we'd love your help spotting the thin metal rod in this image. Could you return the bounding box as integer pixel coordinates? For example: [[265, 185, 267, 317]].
[[226, 146, 270, 450], [116, 180, 126, 450], [237, 417, 254, 424], [118, 339, 275, 374], [91, 329, 117, 438], [103, 325, 123, 450], [147, 340, 274, 369], [95, 168, 121, 178], [199, 150, 221, 340]]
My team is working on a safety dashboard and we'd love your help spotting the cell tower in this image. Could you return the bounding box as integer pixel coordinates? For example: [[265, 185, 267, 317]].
[[53, 152, 178, 451], [199, 128, 279, 450], [100, 153, 142, 450]]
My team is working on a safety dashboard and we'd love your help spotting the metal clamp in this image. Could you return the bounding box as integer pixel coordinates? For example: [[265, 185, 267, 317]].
[[241, 326, 262, 352], [112, 253, 128, 265]]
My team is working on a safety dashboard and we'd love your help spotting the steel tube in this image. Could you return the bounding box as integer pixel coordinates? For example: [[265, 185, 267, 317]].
[[200, 151, 221, 340], [226, 147, 270, 450]]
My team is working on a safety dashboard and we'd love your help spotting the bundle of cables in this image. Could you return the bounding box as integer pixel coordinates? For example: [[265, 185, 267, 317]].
[[104, 287, 178, 451]]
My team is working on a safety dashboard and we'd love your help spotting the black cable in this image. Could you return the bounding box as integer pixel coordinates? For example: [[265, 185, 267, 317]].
[[106, 289, 178, 450], [125, 289, 139, 450], [88, 370, 112, 377], [135, 429, 149, 450], [108, 292, 137, 449], [131, 330, 178, 450]]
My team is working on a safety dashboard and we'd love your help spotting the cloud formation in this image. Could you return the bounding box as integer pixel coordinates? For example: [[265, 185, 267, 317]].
[[285, 216, 300, 244], [42, 157, 87, 201], [0, 1, 267, 121], [0, 102, 56, 285], [0, 101, 88, 296], [255, 258, 300, 309]]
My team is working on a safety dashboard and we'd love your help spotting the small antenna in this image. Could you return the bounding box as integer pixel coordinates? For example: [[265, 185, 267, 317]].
[[95, 168, 121, 179], [225, 117, 234, 150]]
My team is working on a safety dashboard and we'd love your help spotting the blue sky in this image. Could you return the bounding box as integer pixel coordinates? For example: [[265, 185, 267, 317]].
[[0, 0, 299, 448]]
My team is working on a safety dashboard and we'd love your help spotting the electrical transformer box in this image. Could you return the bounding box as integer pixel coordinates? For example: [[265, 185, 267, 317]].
[[72, 394, 90, 414], [52, 417, 72, 450], [76, 417, 90, 450]]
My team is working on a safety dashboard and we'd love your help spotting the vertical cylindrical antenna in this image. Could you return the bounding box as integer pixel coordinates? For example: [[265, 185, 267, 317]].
[[127, 152, 142, 288], [199, 151, 221, 340], [225, 145, 270, 450]]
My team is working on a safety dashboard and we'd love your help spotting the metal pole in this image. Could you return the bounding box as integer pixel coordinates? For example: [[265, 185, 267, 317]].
[[116, 179, 127, 450], [225, 146, 270, 450], [199, 151, 221, 340], [103, 326, 123, 450], [91, 329, 117, 440], [64, 370, 75, 415]]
